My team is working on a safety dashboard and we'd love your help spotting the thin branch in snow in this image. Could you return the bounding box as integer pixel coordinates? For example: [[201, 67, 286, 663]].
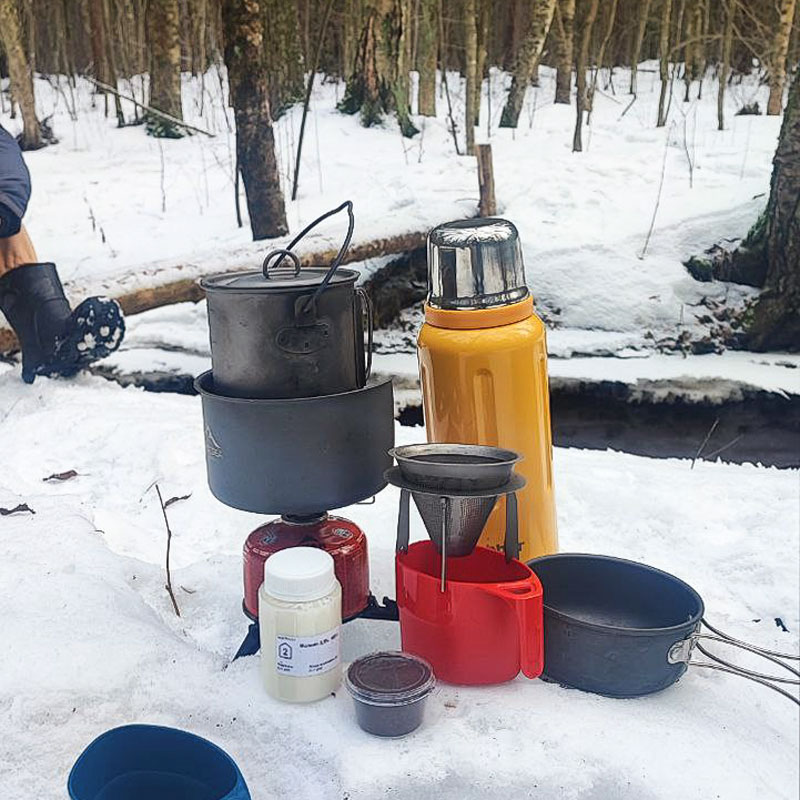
[[703, 434, 744, 461], [157, 138, 167, 214], [155, 484, 181, 618], [638, 123, 674, 260], [691, 418, 720, 469]]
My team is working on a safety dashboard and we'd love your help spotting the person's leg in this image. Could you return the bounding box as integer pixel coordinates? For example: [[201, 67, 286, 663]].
[[0, 225, 37, 275], [0, 226, 124, 383]]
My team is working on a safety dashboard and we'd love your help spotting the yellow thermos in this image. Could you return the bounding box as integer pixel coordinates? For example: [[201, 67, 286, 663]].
[[417, 218, 558, 561]]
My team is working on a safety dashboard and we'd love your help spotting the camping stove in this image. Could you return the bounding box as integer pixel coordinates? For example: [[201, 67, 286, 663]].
[[243, 513, 370, 621], [234, 512, 397, 660]]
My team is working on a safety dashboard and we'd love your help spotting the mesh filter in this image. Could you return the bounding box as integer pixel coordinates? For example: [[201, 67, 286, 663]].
[[412, 492, 498, 557]]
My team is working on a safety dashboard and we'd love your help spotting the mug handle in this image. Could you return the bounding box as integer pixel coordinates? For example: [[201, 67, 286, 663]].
[[482, 581, 544, 680]]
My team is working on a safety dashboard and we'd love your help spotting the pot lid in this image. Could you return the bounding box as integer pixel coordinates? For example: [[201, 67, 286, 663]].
[[200, 266, 358, 293], [345, 651, 435, 706]]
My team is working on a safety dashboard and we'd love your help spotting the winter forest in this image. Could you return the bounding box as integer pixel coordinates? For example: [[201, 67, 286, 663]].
[[1, 0, 799, 798]]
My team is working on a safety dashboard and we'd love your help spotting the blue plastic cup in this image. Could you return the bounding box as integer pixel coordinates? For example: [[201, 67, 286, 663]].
[[68, 724, 251, 800]]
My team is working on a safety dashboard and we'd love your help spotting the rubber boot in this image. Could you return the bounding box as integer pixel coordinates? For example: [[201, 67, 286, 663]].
[[0, 263, 124, 383]]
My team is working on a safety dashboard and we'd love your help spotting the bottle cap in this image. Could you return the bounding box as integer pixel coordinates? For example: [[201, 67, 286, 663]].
[[427, 217, 529, 310], [263, 547, 337, 602]]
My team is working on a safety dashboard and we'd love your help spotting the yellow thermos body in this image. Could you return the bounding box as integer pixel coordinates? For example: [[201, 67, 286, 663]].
[[417, 219, 558, 561]]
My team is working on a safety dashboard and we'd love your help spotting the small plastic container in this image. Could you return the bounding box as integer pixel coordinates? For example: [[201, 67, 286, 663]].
[[345, 652, 435, 737], [259, 547, 342, 703]]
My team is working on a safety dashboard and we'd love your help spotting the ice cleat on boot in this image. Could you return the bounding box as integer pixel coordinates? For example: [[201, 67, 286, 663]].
[[0, 262, 125, 383], [47, 296, 125, 379]]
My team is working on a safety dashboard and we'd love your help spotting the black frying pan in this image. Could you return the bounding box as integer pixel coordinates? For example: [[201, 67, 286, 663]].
[[527, 553, 799, 704]]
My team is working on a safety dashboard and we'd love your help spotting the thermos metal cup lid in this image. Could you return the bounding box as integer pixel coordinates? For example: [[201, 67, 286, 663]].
[[427, 218, 530, 310], [263, 547, 337, 602]]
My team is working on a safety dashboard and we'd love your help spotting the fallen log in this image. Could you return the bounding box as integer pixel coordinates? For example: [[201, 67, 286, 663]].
[[0, 229, 429, 354]]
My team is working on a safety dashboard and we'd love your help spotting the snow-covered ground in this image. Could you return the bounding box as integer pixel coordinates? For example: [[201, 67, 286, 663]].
[[0, 64, 782, 351], [0, 368, 797, 799]]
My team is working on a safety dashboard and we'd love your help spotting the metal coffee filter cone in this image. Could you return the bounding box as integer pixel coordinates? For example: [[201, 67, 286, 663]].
[[412, 492, 498, 557]]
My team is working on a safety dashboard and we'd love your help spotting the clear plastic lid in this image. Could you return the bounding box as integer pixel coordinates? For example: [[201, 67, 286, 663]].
[[427, 218, 529, 310], [345, 651, 435, 706]]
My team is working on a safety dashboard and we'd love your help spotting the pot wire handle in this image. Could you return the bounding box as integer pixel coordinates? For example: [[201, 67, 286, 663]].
[[695, 634, 800, 681], [262, 248, 302, 279], [686, 657, 800, 706], [268, 200, 355, 312], [669, 621, 800, 706], [356, 287, 374, 380], [701, 618, 800, 661]]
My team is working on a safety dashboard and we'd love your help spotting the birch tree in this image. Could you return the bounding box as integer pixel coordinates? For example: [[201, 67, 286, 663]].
[[500, 0, 557, 128], [767, 0, 797, 115], [221, 0, 288, 240], [0, 0, 41, 149]]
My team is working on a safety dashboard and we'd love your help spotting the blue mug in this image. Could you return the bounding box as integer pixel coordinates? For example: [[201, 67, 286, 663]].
[[68, 724, 251, 800]]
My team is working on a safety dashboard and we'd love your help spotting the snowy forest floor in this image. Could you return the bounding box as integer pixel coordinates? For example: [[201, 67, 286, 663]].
[[0, 367, 798, 799], [0, 63, 786, 354], [1, 64, 799, 799]]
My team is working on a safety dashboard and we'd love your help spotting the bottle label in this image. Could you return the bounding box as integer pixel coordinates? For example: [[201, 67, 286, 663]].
[[275, 626, 340, 677]]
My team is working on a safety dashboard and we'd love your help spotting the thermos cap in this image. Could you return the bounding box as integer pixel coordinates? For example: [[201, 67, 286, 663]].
[[427, 218, 530, 310], [263, 546, 337, 602]]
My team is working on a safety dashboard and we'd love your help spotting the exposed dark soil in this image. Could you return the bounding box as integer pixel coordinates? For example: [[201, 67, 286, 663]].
[[398, 385, 800, 469]]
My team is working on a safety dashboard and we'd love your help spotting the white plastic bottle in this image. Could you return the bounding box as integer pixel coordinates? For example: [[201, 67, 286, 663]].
[[259, 547, 342, 702]]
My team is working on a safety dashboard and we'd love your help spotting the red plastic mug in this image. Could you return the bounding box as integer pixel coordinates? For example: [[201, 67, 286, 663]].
[[396, 541, 544, 685]]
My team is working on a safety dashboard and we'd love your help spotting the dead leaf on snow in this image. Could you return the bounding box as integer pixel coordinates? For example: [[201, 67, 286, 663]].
[[43, 470, 79, 483]]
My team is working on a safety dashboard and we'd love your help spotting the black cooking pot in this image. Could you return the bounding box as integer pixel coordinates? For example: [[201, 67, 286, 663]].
[[528, 554, 703, 697], [528, 553, 799, 703], [200, 201, 373, 399], [201, 254, 372, 399], [195, 371, 393, 514]]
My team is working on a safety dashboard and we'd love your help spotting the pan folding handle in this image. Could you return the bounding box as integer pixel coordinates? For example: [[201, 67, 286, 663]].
[[668, 619, 800, 706]]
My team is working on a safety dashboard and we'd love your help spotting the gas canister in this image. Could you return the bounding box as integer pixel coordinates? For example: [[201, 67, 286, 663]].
[[417, 218, 558, 560]]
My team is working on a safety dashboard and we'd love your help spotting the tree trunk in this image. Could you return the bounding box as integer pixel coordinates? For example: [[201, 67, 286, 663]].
[[102, 0, 126, 126], [263, 0, 304, 118], [339, 0, 418, 137], [767, 0, 796, 116], [717, 0, 732, 131], [416, 0, 437, 115], [586, 0, 618, 116], [656, 0, 673, 127], [630, 0, 655, 92], [463, 0, 478, 154], [746, 71, 800, 350], [221, 0, 289, 240], [474, 0, 489, 126], [683, 0, 702, 100], [0, 0, 41, 149], [553, 0, 575, 104], [500, 0, 556, 128], [147, 0, 184, 137], [572, 0, 599, 152]]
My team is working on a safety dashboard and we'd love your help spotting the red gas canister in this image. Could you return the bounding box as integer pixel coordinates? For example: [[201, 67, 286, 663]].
[[396, 541, 543, 685], [243, 514, 369, 621]]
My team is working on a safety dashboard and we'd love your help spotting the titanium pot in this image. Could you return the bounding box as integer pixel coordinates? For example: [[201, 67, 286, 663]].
[[200, 256, 372, 399], [527, 553, 799, 704], [195, 371, 393, 515], [200, 201, 373, 399]]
